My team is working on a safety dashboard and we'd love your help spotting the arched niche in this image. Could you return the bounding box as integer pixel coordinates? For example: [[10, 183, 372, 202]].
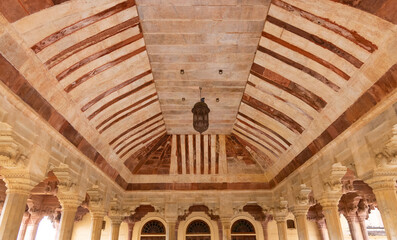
[[178, 212, 219, 240], [230, 214, 264, 240], [134, 214, 169, 240]]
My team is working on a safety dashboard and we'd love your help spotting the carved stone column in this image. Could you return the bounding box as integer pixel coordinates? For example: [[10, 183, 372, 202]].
[[307, 204, 329, 240], [87, 185, 106, 240], [17, 213, 30, 240], [0, 124, 37, 240], [109, 217, 122, 240], [291, 206, 310, 240], [366, 175, 397, 239], [339, 193, 362, 240], [90, 211, 105, 240], [0, 173, 36, 240], [356, 199, 369, 240], [318, 163, 346, 240], [274, 197, 289, 240], [368, 128, 397, 240], [108, 197, 127, 240], [315, 219, 329, 240], [53, 164, 83, 240], [220, 218, 231, 240], [290, 184, 312, 240], [167, 220, 177, 240], [24, 212, 44, 240], [127, 222, 134, 240]]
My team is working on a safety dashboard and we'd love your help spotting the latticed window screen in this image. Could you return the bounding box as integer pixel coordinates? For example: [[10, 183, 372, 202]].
[[231, 219, 256, 240], [186, 220, 211, 240], [141, 220, 166, 240]]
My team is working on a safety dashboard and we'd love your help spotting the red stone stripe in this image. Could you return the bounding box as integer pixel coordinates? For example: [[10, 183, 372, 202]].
[[113, 118, 164, 150], [96, 92, 157, 130], [131, 134, 170, 174], [267, 16, 364, 68], [125, 182, 270, 191], [31, 0, 135, 53], [269, 63, 397, 187], [99, 98, 158, 133], [120, 127, 166, 158], [116, 122, 165, 154], [109, 112, 162, 145], [329, 0, 397, 25], [57, 33, 144, 81], [236, 117, 287, 150], [263, 31, 349, 83], [64, 46, 146, 93], [235, 124, 282, 155], [257, 45, 340, 92], [45, 17, 140, 69], [251, 62, 327, 112], [82, 69, 151, 112], [272, 0, 378, 53], [0, 55, 127, 189], [238, 112, 291, 146], [87, 79, 154, 120], [242, 94, 305, 134]]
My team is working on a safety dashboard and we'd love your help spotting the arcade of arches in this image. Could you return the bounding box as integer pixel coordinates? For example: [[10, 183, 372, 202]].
[[0, 0, 397, 239]]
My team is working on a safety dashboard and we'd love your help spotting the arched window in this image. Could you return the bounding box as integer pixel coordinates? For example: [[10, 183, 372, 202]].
[[186, 220, 211, 240], [141, 220, 166, 240], [231, 219, 256, 240]]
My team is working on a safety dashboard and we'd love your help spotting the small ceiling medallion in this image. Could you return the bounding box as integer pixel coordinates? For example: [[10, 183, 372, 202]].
[[180, 69, 185, 74], [192, 87, 210, 134], [218, 69, 223, 75]]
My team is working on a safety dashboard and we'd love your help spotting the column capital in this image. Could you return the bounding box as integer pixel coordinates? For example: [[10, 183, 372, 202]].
[[318, 194, 341, 209], [290, 205, 309, 217], [87, 185, 107, 217], [365, 173, 397, 192], [273, 197, 289, 222]]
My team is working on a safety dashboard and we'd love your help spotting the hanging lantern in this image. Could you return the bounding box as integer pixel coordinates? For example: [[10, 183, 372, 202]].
[[192, 88, 210, 133]]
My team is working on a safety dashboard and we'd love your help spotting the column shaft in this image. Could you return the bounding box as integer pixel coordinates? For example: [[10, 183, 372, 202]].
[[276, 221, 288, 240], [315, 220, 329, 240], [127, 223, 134, 240], [24, 222, 41, 240], [0, 192, 30, 240], [295, 215, 310, 240], [110, 222, 121, 240], [345, 217, 363, 240], [373, 188, 397, 239], [358, 219, 369, 240], [90, 215, 104, 240], [322, 206, 344, 240], [260, 221, 269, 240], [17, 214, 30, 240], [168, 222, 176, 240], [57, 209, 77, 240]]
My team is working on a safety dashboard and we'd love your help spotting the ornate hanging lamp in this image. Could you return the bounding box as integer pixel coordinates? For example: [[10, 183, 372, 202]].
[[192, 87, 210, 134]]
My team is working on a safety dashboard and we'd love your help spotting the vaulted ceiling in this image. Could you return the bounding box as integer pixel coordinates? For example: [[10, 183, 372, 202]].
[[0, 0, 396, 190]]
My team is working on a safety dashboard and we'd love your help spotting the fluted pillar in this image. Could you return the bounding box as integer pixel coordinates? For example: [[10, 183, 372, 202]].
[[367, 176, 397, 240], [0, 176, 35, 240], [357, 210, 369, 240], [292, 206, 310, 240]]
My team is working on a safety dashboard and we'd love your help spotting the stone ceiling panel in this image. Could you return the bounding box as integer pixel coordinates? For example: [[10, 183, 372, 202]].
[[137, 0, 271, 135]]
